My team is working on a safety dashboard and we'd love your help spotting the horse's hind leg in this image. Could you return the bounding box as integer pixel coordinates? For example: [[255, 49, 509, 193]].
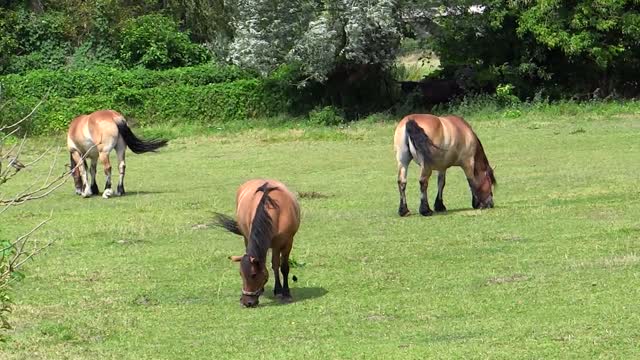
[[434, 170, 447, 212], [419, 166, 434, 216], [396, 149, 412, 217], [115, 139, 126, 196], [100, 151, 113, 198]]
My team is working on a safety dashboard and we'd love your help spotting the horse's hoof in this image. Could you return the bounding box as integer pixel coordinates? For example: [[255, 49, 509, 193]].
[[398, 207, 410, 217], [434, 203, 447, 212], [419, 208, 434, 216], [102, 189, 113, 199], [81, 191, 92, 198], [276, 294, 293, 303]]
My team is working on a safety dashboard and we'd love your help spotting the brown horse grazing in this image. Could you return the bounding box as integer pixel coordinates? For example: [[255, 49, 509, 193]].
[[67, 110, 168, 198], [214, 179, 300, 308], [393, 114, 496, 216]]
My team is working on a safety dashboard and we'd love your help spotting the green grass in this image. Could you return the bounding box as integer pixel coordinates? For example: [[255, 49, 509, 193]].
[[1, 105, 640, 359]]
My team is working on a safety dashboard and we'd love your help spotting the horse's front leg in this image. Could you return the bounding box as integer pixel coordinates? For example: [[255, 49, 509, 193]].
[[279, 244, 293, 302], [463, 163, 480, 209], [271, 249, 283, 297], [419, 166, 434, 216], [77, 157, 92, 198]]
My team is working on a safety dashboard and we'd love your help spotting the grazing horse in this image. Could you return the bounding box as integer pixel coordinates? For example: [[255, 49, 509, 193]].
[[394, 114, 496, 216], [67, 109, 168, 198], [214, 179, 300, 308]]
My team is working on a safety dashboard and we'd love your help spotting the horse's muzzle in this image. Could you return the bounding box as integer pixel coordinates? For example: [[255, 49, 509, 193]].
[[240, 295, 259, 308], [483, 196, 494, 209]]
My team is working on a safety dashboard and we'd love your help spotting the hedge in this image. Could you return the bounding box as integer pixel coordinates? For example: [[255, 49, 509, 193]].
[[0, 64, 256, 99], [1, 79, 290, 134]]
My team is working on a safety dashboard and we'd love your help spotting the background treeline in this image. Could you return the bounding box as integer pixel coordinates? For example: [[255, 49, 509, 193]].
[[1, 0, 639, 133]]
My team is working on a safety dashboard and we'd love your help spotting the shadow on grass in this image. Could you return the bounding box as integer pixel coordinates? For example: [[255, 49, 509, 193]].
[[400, 207, 484, 217], [126, 190, 168, 196], [263, 286, 328, 307]]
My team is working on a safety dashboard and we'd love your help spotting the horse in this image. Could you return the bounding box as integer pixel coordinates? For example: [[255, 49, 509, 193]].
[[393, 114, 496, 217], [214, 179, 300, 308], [67, 109, 168, 198]]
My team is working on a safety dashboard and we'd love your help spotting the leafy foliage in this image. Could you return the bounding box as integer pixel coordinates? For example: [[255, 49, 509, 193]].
[[0, 65, 289, 134], [308, 106, 345, 126], [410, 0, 640, 98], [119, 14, 210, 69]]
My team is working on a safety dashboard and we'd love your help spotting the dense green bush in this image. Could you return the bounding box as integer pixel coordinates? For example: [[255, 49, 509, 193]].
[[119, 14, 210, 69], [0, 64, 255, 99], [418, 0, 640, 99], [1, 78, 289, 134]]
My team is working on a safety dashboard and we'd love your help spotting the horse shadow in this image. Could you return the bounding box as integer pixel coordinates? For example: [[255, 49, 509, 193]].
[[263, 286, 328, 306], [125, 190, 167, 196]]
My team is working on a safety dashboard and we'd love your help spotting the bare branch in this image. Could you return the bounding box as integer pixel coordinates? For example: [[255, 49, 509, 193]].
[[0, 146, 93, 206], [0, 94, 48, 133], [0, 215, 54, 290]]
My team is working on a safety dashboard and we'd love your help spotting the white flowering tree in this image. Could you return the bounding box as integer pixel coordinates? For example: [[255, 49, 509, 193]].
[[229, 0, 402, 83]]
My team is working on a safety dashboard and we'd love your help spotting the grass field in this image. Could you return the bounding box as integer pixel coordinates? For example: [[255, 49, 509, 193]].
[[1, 106, 639, 359]]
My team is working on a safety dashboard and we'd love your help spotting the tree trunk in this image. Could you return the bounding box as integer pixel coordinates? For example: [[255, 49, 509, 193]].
[[28, 0, 44, 13]]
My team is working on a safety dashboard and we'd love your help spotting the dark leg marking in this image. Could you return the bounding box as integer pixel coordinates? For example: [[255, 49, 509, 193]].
[[434, 172, 447, 212], [419, 178, 433, 216], [398, 180, 410, 217], [468, 178, 480, 209], [281, 258, 291, 299], [91, 182, 99, 195]]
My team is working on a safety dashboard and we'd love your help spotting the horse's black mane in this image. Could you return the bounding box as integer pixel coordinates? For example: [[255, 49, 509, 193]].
[[473, 135, 496, 184], [247, 182, 279, 262]]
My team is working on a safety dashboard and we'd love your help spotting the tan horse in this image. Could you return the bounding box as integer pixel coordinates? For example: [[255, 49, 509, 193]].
[[394, 114, 496, 216], [214, 179, 300, 307], [67, 109, 168, 198]]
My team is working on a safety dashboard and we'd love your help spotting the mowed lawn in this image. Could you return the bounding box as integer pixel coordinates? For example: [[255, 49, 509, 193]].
[[1, 114, 639, 359]]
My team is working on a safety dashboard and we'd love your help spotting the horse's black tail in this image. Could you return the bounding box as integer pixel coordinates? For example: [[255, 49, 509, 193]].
[[213, 213, 243, 236], [116, 121, 168, 154], [405, 119, 435, 165]]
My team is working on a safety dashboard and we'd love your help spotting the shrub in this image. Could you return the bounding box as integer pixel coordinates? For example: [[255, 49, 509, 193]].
[[0, 78, 289, 134], [119, 14, 210, 69], [308, 106, 345, 126], [0, 64, 255, 99]]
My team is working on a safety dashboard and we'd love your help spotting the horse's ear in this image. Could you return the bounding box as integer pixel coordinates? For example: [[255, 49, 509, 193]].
[[229, 255, 243, 262]]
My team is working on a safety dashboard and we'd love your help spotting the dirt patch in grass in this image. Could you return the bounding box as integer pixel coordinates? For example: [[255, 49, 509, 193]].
[[487, 274, 530, 285], [297, 191, 330, 199]]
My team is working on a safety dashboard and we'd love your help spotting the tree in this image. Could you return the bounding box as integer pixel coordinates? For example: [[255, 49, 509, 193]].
[[403, 0, 640, 98], [229, 0, 402, 82]]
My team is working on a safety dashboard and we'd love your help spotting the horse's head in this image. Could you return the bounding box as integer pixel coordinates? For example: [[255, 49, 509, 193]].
[[69, 153, 83, 194], [230, 254, 268, 308], [472, 166, 496, 209]]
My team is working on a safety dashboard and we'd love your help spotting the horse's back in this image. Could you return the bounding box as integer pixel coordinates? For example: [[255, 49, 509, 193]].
[[394, 113, 478, 169], [67, 109, 124, 154], [236, 179, 300, 240]]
